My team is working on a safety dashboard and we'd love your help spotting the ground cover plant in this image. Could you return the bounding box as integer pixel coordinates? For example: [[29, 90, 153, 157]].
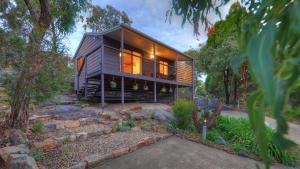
[[207, 116, 299, 166]]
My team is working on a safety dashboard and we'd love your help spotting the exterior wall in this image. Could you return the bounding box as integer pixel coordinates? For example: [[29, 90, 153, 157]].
[[176, 61, 193, 85], [74, 35, 102, 91]]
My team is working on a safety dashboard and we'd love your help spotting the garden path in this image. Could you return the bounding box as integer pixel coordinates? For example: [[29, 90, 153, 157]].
[[93, 136, 291, 169]]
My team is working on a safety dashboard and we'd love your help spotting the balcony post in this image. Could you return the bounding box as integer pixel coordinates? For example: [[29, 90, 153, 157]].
[[84, 55, 88, 98], [121, 29, 124, 105], [153, 43, 157, 103], [101, 35, 105, 109]]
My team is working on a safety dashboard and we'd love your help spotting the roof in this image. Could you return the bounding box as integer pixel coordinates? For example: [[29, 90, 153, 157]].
[[73, 24, 194, 61]]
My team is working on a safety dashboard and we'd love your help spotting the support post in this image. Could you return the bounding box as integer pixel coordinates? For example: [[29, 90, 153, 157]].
[[153, 43, 157, 103], [121, 28, 124, 105], [154, 82, 157, 103], [101, 73, 104, 108], [84, 56, 88, 98], [100, 35, 105, 110]]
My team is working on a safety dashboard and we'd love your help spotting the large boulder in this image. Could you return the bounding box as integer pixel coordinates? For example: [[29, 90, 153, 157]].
[[0, 144, 30, 162], [7, 154, 38, 169], [9, 129, 28, 145], [143, 109, 175, 121]]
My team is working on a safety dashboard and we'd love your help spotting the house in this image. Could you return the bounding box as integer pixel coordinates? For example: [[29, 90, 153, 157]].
[[73, 24, 194, 107]]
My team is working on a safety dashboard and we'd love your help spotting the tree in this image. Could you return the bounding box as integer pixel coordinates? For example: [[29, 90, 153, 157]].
[[0, 0, 90, 128], [168, 0, 300, 168], [83, 5, 132, 32], [186, 3, 248, 105]]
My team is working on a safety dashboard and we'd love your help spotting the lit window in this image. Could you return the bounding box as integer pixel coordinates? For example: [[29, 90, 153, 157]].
[[159, 61, 168, 75], [77, 57, 84, 72], [120, 49, 142, 75]]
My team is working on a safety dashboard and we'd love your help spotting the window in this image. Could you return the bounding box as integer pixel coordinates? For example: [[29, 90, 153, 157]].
[[77, 57, 84, 72], [159, 61, 168, 75], [120, 49, 142, 75]]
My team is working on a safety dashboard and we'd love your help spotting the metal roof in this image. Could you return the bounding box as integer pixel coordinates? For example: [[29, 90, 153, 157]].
[[73, 24, 194, 61]]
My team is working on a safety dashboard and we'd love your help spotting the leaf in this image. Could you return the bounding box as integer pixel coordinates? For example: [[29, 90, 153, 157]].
[[246, 21, 276, 106], [247, 91, 270, 169]]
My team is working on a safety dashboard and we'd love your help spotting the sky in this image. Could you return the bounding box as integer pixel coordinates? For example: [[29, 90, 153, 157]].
[[65, 0, 236, 57]]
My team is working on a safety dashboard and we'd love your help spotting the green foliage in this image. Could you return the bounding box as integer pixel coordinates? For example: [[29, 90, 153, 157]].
[[172, 99, 196, 129], [31, 149, 49, 165], [117, 123, 130, 132], [139, 123, 150, 129], [150, 112, 156, 120], [169, 0, 300, 168], [207, 116, 299, 166], [126, 119, 136, 128], [83, 4, 132, 32], [32, 121, 45, 134]]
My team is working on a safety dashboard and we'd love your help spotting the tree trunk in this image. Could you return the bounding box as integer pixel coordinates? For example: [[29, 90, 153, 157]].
[[223, 67, 231, 104], [233, 75, 239, 107], [192, 101, 223, 132]]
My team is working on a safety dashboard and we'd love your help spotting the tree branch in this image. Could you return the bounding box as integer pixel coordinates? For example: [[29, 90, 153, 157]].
[[24, 0, 38, 22], [38, 0, 51, 28]]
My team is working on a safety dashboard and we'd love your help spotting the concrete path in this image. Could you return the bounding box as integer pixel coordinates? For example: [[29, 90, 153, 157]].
[[93, 136, 291, 169], [222, 111, 300, 145]]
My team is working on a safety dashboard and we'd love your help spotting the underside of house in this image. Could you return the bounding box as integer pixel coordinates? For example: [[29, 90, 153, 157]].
[[73, 24, 194, 106]]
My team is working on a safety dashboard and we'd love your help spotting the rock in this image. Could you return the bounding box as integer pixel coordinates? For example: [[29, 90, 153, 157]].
[[64, 120, 80, 128], [100, 113, 111, 120], [112, 147, 129, 157], [103, 127, 112, 134], [0, 144, 30, 162], [87, 129, 104, 138], [34, 138, 57, 151], [111, 121, 118, 133], [129, 106, 142, 111], [216, 135, 227, 146], [69, 161, 87, 169], [45, 124, 56, 132], [29, 115, 52, 123], [137, 137, 155, 148], [152, 126, 168, 134], [119, 110, 131, 119], [7, 154, 38, 169], [143, 109, 175, 121], [75, 132, 88, 140], [128, 144, 138, 152], [131, 113, 146, 121], [131, 127, 141, 132], [9, 129, 28, 145], [85, 153, 113, 168], [69, 135, 77, 142], [238, 149, 249, 157], [79, 118, 95, 126], [55, 122, 65, 130]]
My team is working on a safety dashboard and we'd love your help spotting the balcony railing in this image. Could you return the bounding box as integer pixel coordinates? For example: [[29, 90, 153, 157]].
[[104, 45, 177, 81]]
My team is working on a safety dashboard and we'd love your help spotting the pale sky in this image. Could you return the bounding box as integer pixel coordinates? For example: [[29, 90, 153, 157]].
[[64, 0, 235, 57]]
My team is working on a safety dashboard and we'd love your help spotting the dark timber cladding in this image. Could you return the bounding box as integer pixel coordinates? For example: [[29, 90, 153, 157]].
[[73, 24, 194, 105]]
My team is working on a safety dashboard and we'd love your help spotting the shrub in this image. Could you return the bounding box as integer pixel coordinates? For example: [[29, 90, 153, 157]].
[[126, 119, 136, 128], [32, 121, 45, 133], [208, 116, 299, 166], [31, 149, 49, 165], [172, 99, 196, 129], [150, 112, 156, 120]]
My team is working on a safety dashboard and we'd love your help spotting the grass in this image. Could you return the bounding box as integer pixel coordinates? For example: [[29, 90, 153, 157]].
[[32, 120, 45, 134], [31, 149, 50, 165], [207, 116, 299, 166], [117, 119, 137, 132]]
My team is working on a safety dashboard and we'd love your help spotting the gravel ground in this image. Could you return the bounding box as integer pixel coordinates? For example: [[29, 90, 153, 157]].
[[40, 130, 166, 169]]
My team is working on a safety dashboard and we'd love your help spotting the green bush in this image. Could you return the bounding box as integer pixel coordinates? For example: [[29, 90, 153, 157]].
[[208, 116, 299, 166], [126, 119, 136, 128], [32, 121, 45, 133], [172, 99, 196, 129]]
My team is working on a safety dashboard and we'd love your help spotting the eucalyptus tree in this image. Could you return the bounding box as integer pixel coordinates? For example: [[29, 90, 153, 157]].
[[83, 4, 132, 32], [0, 0, 90, 128], [168, 0, 300, 168]]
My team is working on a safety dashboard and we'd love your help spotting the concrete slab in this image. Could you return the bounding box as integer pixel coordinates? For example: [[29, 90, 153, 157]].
[[93, 136, 291, 169]]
